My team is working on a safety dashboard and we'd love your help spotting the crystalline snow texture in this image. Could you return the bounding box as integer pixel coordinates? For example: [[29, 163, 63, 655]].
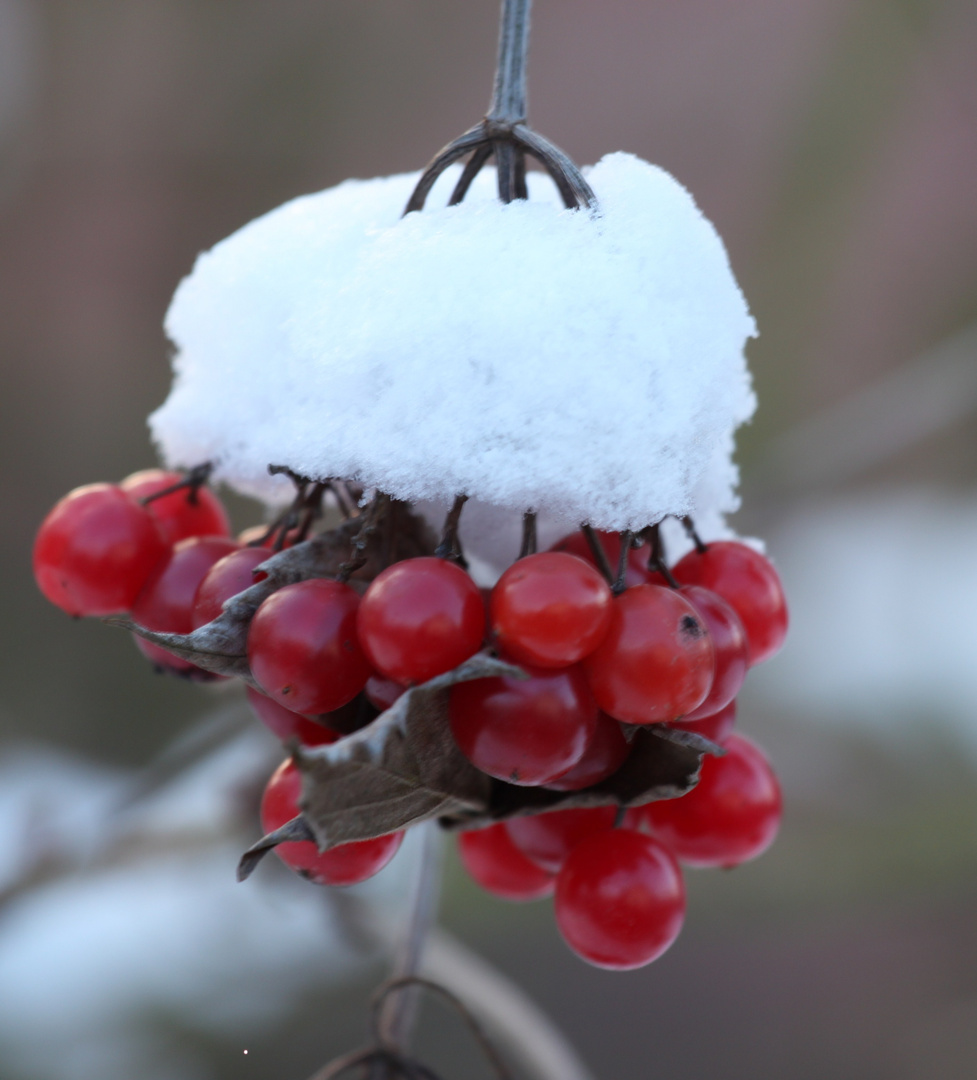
[[151, 153, 756, 531]]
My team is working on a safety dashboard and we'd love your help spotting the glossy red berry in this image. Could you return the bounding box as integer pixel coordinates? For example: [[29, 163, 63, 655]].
[[450, 661, 597, 785], [121, 468, 231, 545], [191, 545, 269, 628], [33, 483, 169, 616], [364, 674, 406, 712], [130, 536, 239, 673], [248, 579, 373, 714], [358, 557, 485, 685], [457, 824, 554, 901], [670, 699, 737, 746], [643, 733, 782, 867], [555, 829, 685, 970], [506, 806, 618, 873], [549, 530, 660, 588], [490, 552, 612, 668], [545, 711, 630, 791], [672, 541, 788, 666], [678, 586, 748, 720], [245, 686, 340, 745], [261, 752, 402, 886], [582, 585, 714, 724]]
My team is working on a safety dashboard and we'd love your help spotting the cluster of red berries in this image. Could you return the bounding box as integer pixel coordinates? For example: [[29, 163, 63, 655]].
[[34, 471, 787, 970]]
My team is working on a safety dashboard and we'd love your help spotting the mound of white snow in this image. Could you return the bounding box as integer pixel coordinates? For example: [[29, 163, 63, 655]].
[[151, 152, 755, 535]]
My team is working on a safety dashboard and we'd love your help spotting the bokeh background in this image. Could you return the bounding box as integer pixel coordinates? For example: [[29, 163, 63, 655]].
[[2, 1, 977, 1077]]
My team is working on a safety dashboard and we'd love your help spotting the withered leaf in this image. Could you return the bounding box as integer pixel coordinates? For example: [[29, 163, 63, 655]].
[[441, 725, 709, 831], [237, 815, 315, 882], [292, 654, 524, 850]]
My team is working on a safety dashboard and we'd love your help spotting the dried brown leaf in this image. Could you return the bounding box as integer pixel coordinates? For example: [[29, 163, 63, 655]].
[[293, 654, 521, 849]]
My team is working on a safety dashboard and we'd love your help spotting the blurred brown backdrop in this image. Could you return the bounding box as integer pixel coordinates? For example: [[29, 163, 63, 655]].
[[2, 1, 977, 1078]]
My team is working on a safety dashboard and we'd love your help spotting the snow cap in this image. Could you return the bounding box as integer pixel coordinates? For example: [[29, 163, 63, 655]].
[[150, 152, 756, 534]]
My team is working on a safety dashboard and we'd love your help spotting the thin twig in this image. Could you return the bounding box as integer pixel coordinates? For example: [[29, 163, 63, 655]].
[[679, 515, 707, 555], [337, 493, 390, 583], [612, 529, 634, 595], [434, 495, 468, 565], [645, 523, 680, 587], [488, 0, 531, 123], [139, 461, 214, 507], [423, 931, 597, 1080], [580, 524, 614, 585], [518, 511, 537, 559]]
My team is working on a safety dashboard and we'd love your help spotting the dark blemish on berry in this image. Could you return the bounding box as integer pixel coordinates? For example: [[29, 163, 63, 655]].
[[510, 769, 521, 782], [282, 685, 292, 695], [680, 614, 703, 638]]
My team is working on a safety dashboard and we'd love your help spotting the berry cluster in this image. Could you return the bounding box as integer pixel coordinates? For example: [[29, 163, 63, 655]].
[[34, 470, 787, 967], [454, 528, 785, 969]]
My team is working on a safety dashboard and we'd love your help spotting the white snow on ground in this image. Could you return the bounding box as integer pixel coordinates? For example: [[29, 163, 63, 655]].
[[0, 735, 418, 1080], [151, 153, 755, 533]]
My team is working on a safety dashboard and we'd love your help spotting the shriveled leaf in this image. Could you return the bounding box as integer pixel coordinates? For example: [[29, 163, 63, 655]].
[[293, 654, 523, 849], [237, 815, 316, 881], [442, 725, 707, 830]]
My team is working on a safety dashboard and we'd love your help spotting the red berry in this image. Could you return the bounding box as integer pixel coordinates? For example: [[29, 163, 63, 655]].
[[358, 557, 485, 685], [457, 824, 554, 901], [450, 661, 597, 786], [671, 699, 737, 745], [191, 546, 269, 628], [582, 585, 714, 724], [506, 806, 618, 873], [555, 829, 685, 970], [545, 711, 630, 791], [364, 674, 406, 712], [248, 579, 373, 714], [643, 733, 782, 867], [131, 536, 239, 673], [678, 586, 748, 720], [121, 468, 230, 545], [672, 541, 788, 666], [549, 530, 659, 588], [490, 552, 612, 668], [245, 686, 340, 745], [237, 524, 301, 549], [33, 483, 169, 616], [261, 752, 402, 886]]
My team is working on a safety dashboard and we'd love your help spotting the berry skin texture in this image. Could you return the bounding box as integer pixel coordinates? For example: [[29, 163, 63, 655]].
[[457, 824, 554, 901], [248, 579, 373, 714], [450, 661, 597, 786], [191, 545, 269, 628], [261, 753, 402, 886], [555, 829, 685, 970], [678, 585, 748, 721], [671, 699, 737, 746], [545, 710, 630, 791], [672, 541, 788, 666], [358, 557, 485, 685], [131, 536, 239, 673], [490, 551, 612, 668], [245, 686, 340, 745], [582, 585, 714, 724], [643, 733, 782, 868], [121, 468, 231, 545], [506, 806, 618, 873], [34, 483, 169, 616]]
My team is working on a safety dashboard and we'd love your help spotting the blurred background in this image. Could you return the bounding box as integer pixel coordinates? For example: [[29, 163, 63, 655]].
[[2, 0, 977, 1077]]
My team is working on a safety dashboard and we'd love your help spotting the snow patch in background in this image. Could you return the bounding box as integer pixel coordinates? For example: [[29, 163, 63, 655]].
[[0, 736, 417, 1080], [151, 153, 755, 534], [752, 487, 977, 754]]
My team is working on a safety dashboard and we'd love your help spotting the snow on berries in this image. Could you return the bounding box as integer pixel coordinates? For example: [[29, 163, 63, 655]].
[[32, 114, 790, 971]]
